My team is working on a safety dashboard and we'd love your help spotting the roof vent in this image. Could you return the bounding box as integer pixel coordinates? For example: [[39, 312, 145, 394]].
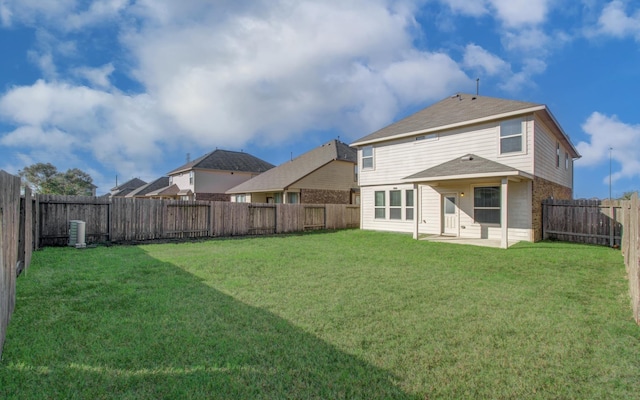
[[460, 155, 473, 161]]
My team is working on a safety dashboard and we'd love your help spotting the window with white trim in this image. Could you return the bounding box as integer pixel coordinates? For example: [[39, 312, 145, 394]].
[[474, 186, 501, 224], [189, 171, 194, 184], [374, 191, 385, 219], [235, 194, 246, 203], [362, 146, 374, 169], [499, 119, 523, 154], [556, 142, 561, 168], [389, 190, 402, 220], [405, 189, 414, 220], [565, 152, 569, 170]]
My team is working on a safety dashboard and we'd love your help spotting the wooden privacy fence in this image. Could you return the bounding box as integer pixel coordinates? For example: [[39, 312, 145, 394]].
[[542, 199, 623, 246], [0, 171, 33, 359], [542, 196, 640, 324], [620, 193, 640, 325], [37, 195, 360, 246]]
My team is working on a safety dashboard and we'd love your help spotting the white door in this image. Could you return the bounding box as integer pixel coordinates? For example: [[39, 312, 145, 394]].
[[442, 194, 459, 236]]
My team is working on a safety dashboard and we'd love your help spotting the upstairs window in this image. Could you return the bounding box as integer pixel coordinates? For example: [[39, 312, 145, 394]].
[[189, 171, 194, 184], [556, 142, 561, 168], [565, 152, 569, 170], [362, 146, 374, 169], [500, 119, 523, 154]]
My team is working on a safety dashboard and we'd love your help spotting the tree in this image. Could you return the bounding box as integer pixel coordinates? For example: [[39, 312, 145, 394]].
[[18, 163, 95, 195], [619, 191, 638, 200]]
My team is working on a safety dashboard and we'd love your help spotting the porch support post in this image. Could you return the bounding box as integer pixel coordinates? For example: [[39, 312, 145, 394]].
[[413, 183, 420, 240], [501, 178, 509, 249]]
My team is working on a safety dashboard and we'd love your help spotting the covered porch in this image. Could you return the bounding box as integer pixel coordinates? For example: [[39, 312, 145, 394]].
[[404, 154, 534, 249]]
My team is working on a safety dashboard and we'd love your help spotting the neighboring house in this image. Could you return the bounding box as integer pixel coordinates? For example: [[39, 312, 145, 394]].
[[125, 177, 170, 198], [350, 93, 581, 248], [110, 178, 147, 197], [167, 149, 275, 201], [226, 139, 359, 204]]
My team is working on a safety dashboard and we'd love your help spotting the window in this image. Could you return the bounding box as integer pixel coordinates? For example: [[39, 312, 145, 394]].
[[362, 146, 374, 169], [565, 152, 569, 170], [389, 190, 402, 219], [556, 142, 560, 168], [416, 133, 438, 141], [374, 191, 385, 219], [405, 189, 414, 220], [273, 193, 283, 204], [235, 194, 246, 203], [500, 119, 522, 154], [189, 171, 194, 184], [286, 192, 299, 204], [474, 186, 501, 224], [354, 164, 358, 182]]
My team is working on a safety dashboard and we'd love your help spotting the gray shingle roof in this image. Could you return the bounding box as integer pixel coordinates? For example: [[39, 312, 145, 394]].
[[352, 93, 542, 145], [403, 154, 531, 181], [168, 149, 275, 175], [111, 177, 147, 192], [126, 177, 170, 198], [226, 140, 356, 193], [111, 177, 147, 197]]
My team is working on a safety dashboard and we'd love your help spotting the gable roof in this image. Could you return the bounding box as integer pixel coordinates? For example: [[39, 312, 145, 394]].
[[403, 154, 533, 182], [351, 93, 580, 158], [110, 177, 147, 197], [352, 94, 541, 145], [146, 183, 180, 197], [126, 177, 170, 198], [226, 140, 356, 194], [168, 149, 275, 175]]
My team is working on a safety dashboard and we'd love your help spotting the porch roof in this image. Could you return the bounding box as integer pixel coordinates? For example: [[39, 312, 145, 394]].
[[402, 154, 534, 183]]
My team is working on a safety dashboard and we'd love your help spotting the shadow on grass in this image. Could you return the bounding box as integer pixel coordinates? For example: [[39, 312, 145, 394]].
[[1, 246, 414, 399]]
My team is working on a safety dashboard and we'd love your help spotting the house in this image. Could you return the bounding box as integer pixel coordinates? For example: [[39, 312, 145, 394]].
[[167, 149, 275, 201], [109, 178, 147, 197], [125, 177, 170, 198], [350, 93, 581, 248], [226, 139, 358, 204]]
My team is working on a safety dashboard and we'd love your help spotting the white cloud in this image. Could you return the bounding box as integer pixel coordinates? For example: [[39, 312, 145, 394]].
[[0, 0, 472, 181], [596, 0, 640, 40], [489, 0, 550, 27], [73, 64, 115, 89], [439, 0, 551, 27], [576, 112, 640, 183], [462, 44, 510, 76]]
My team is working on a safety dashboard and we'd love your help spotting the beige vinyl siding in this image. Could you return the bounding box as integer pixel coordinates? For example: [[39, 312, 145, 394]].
[[194, 170, 255, 193], [359, 118, 534, 187], [533, 116, 573, 188], [290, 160, 356, 190], [420, 185, 442, 235], [170, 172, 193, 192]]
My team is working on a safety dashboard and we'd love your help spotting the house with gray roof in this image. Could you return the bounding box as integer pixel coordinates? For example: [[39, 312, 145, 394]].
[[351, 93, 581, 248], [110, 178, 147, 197], [166, 149, 275, 201], [226, 140, 358, 204], [125, 176, 170, 198]]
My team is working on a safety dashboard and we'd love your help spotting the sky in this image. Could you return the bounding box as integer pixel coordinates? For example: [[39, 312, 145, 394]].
[[0, 0, 639, 198]]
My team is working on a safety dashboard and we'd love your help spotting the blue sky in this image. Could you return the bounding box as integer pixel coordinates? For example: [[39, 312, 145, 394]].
[[0, 0, 639, 198]]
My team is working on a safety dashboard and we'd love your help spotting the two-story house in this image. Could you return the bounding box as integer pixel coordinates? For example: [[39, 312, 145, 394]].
[[351, 93, 581, 248], [167, 149, 275, 201], [226, 139, 358, 204]]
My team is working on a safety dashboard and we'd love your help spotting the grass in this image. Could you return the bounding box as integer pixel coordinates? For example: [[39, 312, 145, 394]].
[[1, 230, 639, 399]]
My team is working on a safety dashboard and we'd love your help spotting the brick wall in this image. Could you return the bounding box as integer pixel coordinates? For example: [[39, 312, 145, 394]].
[[531, 176, 572, 241], [301, 189, 351, 204], [196, 193, 230, 202]]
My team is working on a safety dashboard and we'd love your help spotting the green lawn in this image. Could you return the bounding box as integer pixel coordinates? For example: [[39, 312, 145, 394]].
[[1, 230, 638, 399]]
